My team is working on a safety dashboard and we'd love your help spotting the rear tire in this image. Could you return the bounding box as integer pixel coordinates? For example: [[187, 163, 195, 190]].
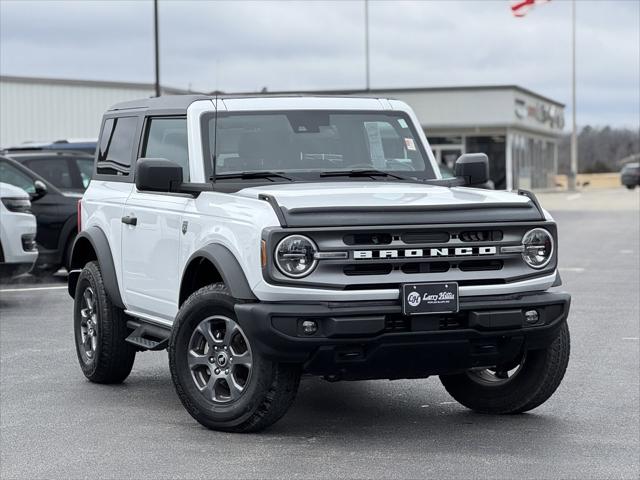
[[73, 261, 136, 383], [626, 184, 636, 190], [440, 322, 570, 414], [169, 283, 300, 432]]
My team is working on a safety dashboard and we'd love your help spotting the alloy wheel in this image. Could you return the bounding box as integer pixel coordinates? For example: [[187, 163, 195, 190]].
[[187, 315, 253, 403], [79, 287, 98, 360]]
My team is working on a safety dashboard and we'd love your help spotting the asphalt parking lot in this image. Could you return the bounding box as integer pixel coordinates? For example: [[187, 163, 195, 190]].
[[1, 188, 639, 480]]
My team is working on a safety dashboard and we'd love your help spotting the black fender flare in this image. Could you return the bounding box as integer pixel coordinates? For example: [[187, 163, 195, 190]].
[[57, 214, 78, 266], [182, 244, 256, 301], [67, 226, 125, 309]]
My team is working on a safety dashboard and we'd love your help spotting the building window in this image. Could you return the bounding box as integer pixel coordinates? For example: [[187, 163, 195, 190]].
[[510, 133, 558, 190]]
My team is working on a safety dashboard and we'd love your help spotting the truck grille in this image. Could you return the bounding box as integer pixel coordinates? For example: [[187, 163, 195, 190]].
[[265, 222, 557, 289]]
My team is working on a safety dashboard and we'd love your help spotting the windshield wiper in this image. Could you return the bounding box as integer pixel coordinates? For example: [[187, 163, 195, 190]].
[[320, 169, 407, 180], [212, 171, 294, 182]]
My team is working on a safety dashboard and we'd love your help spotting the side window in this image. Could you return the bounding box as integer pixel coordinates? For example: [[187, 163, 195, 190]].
[[142, 117, 189, 181], [0, 160, 35, 194], [96, 116, 138, 176], [24, 158, 73, 190]]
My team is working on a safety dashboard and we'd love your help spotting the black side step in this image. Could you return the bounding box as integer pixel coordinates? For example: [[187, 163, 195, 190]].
[[125, 319, 171, 351]]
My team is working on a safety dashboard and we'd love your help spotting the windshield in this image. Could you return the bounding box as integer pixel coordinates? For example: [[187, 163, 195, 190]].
[[203, 111, 435, 180]]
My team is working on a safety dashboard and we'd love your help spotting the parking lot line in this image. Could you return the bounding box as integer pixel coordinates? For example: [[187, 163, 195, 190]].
[[0, 285, 67, 293]]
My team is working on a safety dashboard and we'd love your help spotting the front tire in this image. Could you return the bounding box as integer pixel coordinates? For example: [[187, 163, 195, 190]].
[[440, 322, 570, 414], [73, 261, 136, 383], [169, 284, 300, 432]]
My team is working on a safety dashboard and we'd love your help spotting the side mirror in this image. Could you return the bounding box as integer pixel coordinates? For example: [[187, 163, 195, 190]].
[[454, 153, 490, 186], [135, 158, 183, 193], [31, 180, 48, 200]]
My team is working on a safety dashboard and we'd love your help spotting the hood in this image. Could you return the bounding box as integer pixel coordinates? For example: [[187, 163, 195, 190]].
[[234, 182, 543, 227]]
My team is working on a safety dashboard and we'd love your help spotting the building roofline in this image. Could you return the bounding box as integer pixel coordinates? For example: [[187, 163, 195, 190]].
[[1, 75, 564, 108], [225, 85, 565, 108], [0, 74, 190, 95]]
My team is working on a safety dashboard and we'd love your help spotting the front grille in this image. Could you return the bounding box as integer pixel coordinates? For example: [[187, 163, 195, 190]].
[[401, 262, 450, 274], [344, 264, 393, 276], [458, 230, 503, 242], [344, 233, 392, 245], [266, 221, 557, 288], [401, 231, 450, 244], [458, 260, 503, 272]]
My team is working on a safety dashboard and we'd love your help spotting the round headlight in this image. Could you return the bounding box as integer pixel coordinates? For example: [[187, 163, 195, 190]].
[[275, 235, 318, 278], [521, 228, 554, 269]]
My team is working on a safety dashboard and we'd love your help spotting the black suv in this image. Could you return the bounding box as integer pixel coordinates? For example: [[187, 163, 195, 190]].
[[0, 152, 90, 273], [3, 150, 94, 193]]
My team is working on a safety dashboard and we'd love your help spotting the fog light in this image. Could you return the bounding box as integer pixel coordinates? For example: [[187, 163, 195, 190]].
[[524, 309, 539, 324], [301, 320, 318, 335]]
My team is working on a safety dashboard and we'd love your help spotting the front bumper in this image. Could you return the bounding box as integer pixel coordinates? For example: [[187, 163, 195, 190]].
[[235, 290, 570, 380]]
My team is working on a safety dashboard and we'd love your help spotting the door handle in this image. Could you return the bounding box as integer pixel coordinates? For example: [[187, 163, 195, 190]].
[[121, 215, 137, 226]]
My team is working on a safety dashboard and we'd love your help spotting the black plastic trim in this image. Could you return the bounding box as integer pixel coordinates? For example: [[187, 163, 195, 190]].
[[259, 194, 287, 227], [234, 291, 571, 377], [182, 244, 257, 300], [68, 227, 125, 309], [279, 203, 541, 228], [517, 189, 545, 220]]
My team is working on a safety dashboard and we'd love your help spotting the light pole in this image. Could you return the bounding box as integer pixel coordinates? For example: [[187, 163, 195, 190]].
[[364, 0, 370, 91], [568, 0, 578, 190], [153, 0, 161, 97]]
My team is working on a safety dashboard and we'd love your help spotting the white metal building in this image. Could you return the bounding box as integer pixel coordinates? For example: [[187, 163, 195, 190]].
[[367, 86, 565, 191], [0, 75, 186, 148], [0, 76, 564, 190]]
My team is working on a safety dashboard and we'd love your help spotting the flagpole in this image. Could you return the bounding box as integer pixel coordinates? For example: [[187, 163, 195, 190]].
[[569, 0, 578, 190]]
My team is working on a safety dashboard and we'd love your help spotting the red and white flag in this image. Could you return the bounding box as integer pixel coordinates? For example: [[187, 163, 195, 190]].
[[511, 0, 550, 18]]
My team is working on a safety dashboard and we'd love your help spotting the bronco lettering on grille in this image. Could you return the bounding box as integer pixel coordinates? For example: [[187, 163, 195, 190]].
[[353, 246, 497, 260]]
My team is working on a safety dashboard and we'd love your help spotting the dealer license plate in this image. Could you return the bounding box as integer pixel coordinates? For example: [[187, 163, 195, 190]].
[[402, 282, 459, 315]]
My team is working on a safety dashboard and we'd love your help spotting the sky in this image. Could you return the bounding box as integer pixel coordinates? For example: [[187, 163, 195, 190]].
[[1, 0, 639, 128]]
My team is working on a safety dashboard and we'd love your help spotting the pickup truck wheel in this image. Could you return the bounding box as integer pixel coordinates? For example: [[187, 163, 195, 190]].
[[169, 283, 300, 433], [73, 261, 136, 383], [440, 322, 570, 414]]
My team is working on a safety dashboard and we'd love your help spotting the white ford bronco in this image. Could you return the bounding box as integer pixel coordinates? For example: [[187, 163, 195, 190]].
[[68, 95, 570, 432]]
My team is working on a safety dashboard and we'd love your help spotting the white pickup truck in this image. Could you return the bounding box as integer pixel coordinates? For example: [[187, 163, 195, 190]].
[[68, 95, 570, 432]]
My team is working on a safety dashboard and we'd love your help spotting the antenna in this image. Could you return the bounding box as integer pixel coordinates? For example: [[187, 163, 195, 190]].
[[211, 92, 219, 183]]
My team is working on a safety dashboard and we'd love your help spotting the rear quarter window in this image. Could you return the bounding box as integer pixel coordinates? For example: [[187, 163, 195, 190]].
[[96, 117, 138, 177]]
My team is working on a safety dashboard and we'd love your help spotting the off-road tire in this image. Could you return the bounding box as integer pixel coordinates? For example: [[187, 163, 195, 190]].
[[169, 283, 300, 433], [440, 321, 570, 414], [73, 261, 136, 383]]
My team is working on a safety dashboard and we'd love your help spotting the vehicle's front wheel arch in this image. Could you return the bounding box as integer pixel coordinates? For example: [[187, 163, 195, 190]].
[[179, 244, 256, 306]]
